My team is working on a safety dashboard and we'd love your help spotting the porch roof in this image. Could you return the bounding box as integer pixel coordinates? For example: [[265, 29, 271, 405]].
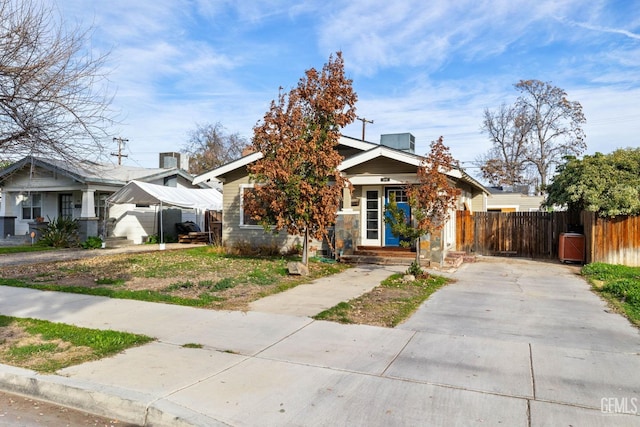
[[0, 156, 194, 187]]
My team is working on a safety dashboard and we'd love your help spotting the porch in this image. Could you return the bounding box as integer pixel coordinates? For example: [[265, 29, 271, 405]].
[[339, 246, 473, 268]]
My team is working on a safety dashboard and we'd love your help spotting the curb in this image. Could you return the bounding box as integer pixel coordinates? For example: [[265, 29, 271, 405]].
[[0, 364, 225, 426]]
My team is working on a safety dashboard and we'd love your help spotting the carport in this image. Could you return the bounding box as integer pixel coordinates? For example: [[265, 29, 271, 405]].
[[106, 180, 222, 247]]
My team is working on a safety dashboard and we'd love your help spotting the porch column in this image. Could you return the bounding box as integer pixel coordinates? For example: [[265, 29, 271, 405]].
[[342, 186, 352, 211], [80, 189, 96, 218], [78, 189, 98, 241], [0, 190, 16, 237], [0, 189, 13, 216]]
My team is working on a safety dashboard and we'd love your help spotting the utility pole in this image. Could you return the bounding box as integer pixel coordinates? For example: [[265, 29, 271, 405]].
[[111, 137, 129, 165], [356, 117, 373, 141]]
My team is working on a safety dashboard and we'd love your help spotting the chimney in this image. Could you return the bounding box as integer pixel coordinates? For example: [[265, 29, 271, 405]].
[[380, 133, 415, 153], [159, 152, 190, 172]]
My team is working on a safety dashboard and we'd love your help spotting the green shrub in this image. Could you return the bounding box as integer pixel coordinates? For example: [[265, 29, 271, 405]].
[[82, 236, 103, 249], [39, 216, 80, 248], [602, 278, 640, 305], [407, 261, 424, 277]]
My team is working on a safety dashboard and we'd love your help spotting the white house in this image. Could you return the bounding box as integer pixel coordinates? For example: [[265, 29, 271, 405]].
[[0, 155, 220, 244]]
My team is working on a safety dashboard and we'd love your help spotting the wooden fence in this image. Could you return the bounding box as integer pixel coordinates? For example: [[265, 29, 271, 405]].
[[458, 210, 640, 266], [582, 211, 640, 266], [456, 211, 580, 259]]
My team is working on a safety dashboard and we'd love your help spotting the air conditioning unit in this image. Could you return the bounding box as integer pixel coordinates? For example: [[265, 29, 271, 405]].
[[559, 232, 585, 263]]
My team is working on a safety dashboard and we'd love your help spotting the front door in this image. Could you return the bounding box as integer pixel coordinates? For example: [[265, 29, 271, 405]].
[[384, 188, 410, 247], [59, 194, 73, 220], [361, 187, 382, 246]]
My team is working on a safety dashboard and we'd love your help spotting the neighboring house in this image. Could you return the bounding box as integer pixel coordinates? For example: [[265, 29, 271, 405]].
[[0, 155, 210, 244], [486, 186, 545, 212], [193, 134, 488, 263]]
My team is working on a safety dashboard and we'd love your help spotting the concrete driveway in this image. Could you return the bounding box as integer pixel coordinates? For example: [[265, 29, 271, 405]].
[[398, 257, 640, 426], [0, 256, 639, 426]]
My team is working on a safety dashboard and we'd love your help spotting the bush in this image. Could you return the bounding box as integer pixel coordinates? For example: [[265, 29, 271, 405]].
[[407, 261, 424, 277], [39, 216, 79, 248], [82, 236, 103, 249], [230, 240, 282, 256]]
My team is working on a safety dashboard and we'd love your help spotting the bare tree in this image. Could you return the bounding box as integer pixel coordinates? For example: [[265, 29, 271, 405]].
[[0, 0, 114, 163], [478, 103, 532, 187], [182, 122, 248, 175], [479, 80, 586, 190]]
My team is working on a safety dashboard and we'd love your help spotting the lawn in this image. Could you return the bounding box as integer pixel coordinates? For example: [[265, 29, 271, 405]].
[[0, 246, 350, 311], [0, 315, 153, 373], [582, 262, 640, 326], [0, 245, 55, 255], [314, 273, 450, 327]]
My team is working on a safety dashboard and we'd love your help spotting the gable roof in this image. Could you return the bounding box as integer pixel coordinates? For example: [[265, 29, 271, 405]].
[[192, 135, 488, 194], [192, 135, 378, 185], [0, 156, 194, 187]]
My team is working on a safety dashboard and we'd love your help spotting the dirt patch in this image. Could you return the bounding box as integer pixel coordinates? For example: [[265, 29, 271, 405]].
[[314, 274, 450, 327], [0, 249, 349, 311], [0, 324, 93, 371]]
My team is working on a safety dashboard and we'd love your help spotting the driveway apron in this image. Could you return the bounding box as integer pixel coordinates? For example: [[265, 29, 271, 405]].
[[396, 257, 640, 426]]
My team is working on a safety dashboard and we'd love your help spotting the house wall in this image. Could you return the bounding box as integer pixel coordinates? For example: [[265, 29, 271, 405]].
[[221, 169, 306, 252], [487, 193, 545, 212], [1, 167, 95, 236], [345, 157, 417, 175]]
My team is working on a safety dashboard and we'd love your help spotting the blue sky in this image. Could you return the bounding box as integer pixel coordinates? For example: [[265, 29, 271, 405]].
[[55, 0, 640, 181]]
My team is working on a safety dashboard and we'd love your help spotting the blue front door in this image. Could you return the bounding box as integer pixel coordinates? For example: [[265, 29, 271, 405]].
[[384, 188, 410, 247]]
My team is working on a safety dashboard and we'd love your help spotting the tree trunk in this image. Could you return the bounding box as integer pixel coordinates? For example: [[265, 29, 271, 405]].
[[415, 236, 421, 266], [302, 228, 309, 265]]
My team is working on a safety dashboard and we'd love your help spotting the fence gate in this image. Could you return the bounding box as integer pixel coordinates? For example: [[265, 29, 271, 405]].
[[457, 211, 578, 259]]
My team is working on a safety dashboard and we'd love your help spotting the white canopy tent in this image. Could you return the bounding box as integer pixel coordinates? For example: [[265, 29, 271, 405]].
[[106, 180, 222, 246]]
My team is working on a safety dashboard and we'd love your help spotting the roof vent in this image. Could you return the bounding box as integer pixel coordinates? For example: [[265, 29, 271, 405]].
[[380, 133, 415, 153]]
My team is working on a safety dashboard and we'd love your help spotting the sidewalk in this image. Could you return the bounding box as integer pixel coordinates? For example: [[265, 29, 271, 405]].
[[1, 258, 639, 426]]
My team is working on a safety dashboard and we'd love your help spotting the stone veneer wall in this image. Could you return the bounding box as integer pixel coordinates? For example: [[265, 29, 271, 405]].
[[334, 212, 360, 257]]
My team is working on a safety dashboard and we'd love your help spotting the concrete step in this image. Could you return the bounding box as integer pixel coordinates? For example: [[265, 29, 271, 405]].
[[104, 237, 135, 248], [340, 255, 418, 266]]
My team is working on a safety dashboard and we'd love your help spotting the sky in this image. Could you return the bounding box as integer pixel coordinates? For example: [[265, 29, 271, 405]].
[[52, 0, 640, 182]]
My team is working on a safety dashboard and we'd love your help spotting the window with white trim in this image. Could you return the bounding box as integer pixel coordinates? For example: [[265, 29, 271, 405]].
[[240, 185, 259, 226], [22, 193, 42, 220]]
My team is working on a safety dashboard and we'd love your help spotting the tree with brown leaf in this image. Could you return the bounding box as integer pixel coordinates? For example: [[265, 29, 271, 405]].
[[244, 52, 357, 264], [385, 137, 461, 269]]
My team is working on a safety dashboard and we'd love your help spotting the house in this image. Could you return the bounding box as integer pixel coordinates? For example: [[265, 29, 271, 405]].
[[0, 155, 216, 244], [486, 186, 545, 212], [193, 134, 488, 264]]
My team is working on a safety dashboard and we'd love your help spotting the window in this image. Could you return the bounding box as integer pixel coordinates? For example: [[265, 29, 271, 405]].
[[366, 190, 379, 239], [22, 193, 42, 220], [240, 185, 259, 226], [95, 192, 109, 220], [387, 188, 408, 203], [164, 176, 177, 187]]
